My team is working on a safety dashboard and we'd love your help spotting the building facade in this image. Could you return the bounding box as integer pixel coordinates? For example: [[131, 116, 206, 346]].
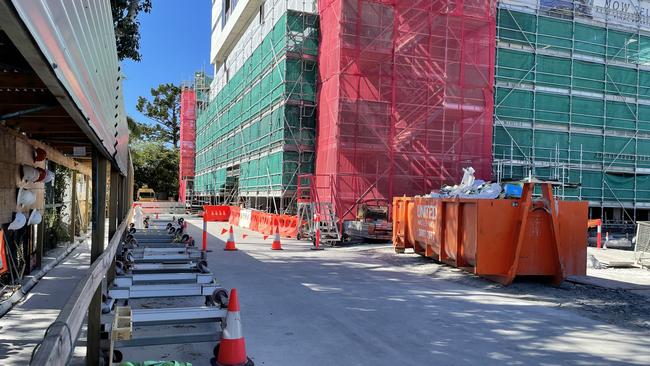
[[194, 0, 318, 212], [494, 0, 650, 227], [196, 0, 650, 227]]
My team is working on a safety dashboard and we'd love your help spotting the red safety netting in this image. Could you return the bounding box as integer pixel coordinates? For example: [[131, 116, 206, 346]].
[[179, 88, 197, 202], [316, 0, 496, 220]]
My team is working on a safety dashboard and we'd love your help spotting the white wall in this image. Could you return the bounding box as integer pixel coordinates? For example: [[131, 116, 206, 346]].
[[209, 0, 317, 101]]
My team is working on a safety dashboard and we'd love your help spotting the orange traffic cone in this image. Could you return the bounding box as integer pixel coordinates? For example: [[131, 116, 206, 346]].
[[271, 226, 282, 250], [224, 226, 237, 251], [311, 226, 324, 251], [213, 289, 253, 366]]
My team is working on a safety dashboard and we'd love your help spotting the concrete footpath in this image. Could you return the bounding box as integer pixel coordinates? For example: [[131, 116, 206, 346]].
[[132, 218, 649, 366], [0, 240, 90, 364]]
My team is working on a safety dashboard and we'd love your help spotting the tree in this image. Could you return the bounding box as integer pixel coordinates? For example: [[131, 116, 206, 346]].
[[127, 116, 157, 142], [136, 83, 181, 148], [111, 0, 152, 61], [131, 142, 179, 199]]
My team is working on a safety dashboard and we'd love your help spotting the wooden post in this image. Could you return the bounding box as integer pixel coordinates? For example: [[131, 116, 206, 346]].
[[107, 170, 120, 284], [108, 170, 119, 239], [88, 151, 107, 366], [84, 174, 91, 233], [70, 171, 77, 242], [117, 175, 124, 223], [36, 222, 45, 268]]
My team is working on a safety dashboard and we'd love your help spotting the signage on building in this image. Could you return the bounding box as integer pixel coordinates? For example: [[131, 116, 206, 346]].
[[502, 0, 650, 28]]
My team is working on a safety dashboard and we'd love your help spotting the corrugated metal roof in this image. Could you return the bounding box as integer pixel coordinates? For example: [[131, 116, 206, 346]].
[[11, 0, 129, 174]]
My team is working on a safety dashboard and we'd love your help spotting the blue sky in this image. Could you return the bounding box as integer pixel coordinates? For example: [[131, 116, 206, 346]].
[[122, 1, 212, 125]]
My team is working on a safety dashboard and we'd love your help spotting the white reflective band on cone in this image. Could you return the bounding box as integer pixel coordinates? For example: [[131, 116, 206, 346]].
[[222, 311, 243, 339]]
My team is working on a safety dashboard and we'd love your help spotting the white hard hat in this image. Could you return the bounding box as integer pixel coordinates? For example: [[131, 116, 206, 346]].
[[22, 165, 40, 183], [8, 212, 26, 230], [43, 170, 55, 184], [27, 209, 42, 225], [17, 188, 36, 208]]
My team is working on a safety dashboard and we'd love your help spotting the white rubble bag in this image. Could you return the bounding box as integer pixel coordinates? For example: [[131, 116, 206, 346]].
[[133, 205, 144, 229]]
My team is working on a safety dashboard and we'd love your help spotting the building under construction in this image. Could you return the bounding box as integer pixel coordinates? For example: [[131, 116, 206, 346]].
[[494, 0, 650, 228], [188, 0, 650, 227], [192, 0, 493, 218], [192, 0, 318, 213]]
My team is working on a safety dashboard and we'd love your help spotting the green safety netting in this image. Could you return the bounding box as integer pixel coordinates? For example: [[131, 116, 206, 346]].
[[495, 8, 650, 203], [194, 11, 318, 195]]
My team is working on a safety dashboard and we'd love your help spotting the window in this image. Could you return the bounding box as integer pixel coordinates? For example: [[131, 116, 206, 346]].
[[222, 0, 239, 29], [259, 1, 265, 24]]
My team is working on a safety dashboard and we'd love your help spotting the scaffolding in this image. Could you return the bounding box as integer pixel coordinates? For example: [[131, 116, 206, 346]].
[[179, 86, 196, 205], [494, 0, 650, 227], [195, 1, 318, 214], [315, 0, 496, 220]]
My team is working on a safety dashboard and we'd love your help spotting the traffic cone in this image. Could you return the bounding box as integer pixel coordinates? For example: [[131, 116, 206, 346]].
[[310, 226, 324, 251], [213, 289, 253, 366], [271, 226, 282, 250], [224, 226, 237, 251]]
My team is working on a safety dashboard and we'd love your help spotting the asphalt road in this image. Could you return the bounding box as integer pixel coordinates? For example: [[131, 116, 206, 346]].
[[173, 219, 650, 366]]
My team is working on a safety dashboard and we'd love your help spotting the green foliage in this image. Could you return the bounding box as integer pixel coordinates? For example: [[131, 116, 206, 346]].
[[44, 164, 71, 247], [131, 141, 179, 199], [127, 116, 157, 142], [136, 83, 181, 148], [111, 0, 152, 61]]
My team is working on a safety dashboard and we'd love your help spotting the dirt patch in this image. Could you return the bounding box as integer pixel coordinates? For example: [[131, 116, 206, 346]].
[[365, 246, 650, 331]]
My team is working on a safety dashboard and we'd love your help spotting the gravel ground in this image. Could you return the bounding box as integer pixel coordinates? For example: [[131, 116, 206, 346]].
[[366, 245, 650, 331]]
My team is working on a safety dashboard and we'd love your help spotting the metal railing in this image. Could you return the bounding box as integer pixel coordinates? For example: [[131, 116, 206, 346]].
[[30, 206, 134, 365]]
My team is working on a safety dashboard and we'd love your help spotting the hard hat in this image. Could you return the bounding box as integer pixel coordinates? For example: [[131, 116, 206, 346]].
[[17, 188, 36, 208], [27, 209, 42, 225], [33, 147, 47, 162], [8, 212, 26, 230], [22, 165, 40, 183], [36, 168, 47, 182], [43, 170, 54, 184]]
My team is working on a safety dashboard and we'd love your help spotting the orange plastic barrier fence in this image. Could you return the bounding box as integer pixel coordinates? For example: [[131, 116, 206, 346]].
[[249, 211, 262, 232], [392, 182, 588, 285], [203, 205, 231, 222], [276, 215, 299, 238], [226, 207, 299, 239], [229, 207, 241, 227]]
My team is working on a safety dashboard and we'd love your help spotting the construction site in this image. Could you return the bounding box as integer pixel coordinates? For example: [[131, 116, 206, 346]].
[[1, 0, 650, 365]]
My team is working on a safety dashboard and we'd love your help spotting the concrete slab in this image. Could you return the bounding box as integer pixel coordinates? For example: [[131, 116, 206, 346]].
[[588, 247, 637, 267], [117, 219, 650, 366], [563, 247, 650, 298]]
